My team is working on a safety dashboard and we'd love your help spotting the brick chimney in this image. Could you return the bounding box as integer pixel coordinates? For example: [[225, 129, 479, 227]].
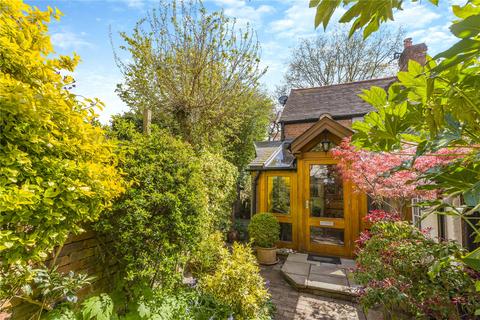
[[398, 38, 427, 71]]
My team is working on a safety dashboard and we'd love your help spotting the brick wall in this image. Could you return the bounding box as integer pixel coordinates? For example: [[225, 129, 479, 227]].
[[283, 119, 353, 140], [7, 230, 117, 319]]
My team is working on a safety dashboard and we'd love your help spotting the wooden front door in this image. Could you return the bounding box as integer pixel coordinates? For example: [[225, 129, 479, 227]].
[[302, 158, 354, 257]]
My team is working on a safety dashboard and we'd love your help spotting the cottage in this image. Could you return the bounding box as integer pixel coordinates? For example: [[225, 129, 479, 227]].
[[247, 38, 461, 258]]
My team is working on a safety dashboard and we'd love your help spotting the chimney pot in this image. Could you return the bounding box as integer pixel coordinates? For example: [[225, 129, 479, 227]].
[[404, 37, 413, 48]]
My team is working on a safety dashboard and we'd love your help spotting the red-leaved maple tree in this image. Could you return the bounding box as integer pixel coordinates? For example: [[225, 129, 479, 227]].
[[331, 137, 467, 214]]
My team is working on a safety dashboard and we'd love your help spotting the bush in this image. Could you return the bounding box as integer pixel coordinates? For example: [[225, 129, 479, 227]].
[[188, 231, 226, 277], [0, 1, 123, 286], [198, 152, 238, 234], [355, 214, 480, 319], [42, 288, 236, 320], [97, 120, 209, 288], [248, 213, 280, 248], [199, 243, 271, 320]]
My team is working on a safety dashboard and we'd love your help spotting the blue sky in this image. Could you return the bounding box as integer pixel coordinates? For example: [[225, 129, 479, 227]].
[[27, 0, 459, 123]]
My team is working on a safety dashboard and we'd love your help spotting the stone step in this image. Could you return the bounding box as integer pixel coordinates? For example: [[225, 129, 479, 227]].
[[280, 253, 360, 302]]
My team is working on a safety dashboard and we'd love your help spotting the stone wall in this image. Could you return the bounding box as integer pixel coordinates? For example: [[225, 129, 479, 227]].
[[7, 230, 117, 320]]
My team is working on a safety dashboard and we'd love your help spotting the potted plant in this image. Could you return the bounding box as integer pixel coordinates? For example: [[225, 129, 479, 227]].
[[248, 212, 280, 265]]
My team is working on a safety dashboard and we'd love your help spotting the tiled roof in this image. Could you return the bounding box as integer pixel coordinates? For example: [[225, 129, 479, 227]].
[[248, 141, 295, 170], [279, 77, 397, 123]]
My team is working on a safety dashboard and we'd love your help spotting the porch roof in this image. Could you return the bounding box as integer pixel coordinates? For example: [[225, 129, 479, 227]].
[[248, 140, 295, 170]]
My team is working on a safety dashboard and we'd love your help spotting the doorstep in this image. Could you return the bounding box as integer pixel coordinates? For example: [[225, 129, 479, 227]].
[[280, 253, 360, 302]]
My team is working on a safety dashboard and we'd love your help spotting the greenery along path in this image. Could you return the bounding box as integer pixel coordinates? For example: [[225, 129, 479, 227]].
[[261, 260, 366, 320]]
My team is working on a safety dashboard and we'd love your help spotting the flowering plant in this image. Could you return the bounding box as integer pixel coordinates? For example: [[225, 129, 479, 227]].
[[354, 216, 480, 318]]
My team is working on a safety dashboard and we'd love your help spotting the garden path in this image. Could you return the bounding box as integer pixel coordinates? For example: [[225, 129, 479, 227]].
[[260, 258, 367, 320]]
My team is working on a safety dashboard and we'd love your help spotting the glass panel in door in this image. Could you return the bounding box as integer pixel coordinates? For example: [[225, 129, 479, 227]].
[[306, 163, 349, 256], [309, 164, 344, 218]]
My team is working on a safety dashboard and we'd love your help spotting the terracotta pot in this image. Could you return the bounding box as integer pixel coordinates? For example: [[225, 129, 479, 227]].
[[256, 246, 277, 265]]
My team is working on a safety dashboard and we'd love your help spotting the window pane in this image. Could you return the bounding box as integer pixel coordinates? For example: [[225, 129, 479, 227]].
[[279, 222, 292, 242], [267, 176, 290, 215], [310, 227, 344, 246], [310, 165, 343, 218]]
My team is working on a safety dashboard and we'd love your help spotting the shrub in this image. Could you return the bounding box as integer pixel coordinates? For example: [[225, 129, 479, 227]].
[[43, 286, 241, 319], [199, 243, 271, 320], [248, 213, 280, 248], [97, 120, 209, 289], [0, 0, 123, 279], [355, 214, 480, 319], [198, 152, 238, 234], [0, 1, 123, 304], [188, 231, 226, 277]]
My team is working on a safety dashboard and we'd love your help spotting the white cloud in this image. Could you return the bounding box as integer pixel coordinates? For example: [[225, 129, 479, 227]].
[[408, 22, 457, 55], [268, 0, 345, 39], [51, 31, 92, 50], [71, 70, 128, 124], [124, 0, 145, 9], [392, 2, 442, 28], [210, 0, 275, 28]]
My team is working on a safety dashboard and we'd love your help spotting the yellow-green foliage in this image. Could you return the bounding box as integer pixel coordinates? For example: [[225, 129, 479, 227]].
[[199, 152, 238, 233], [199, 243, 270, 320], [189, 231, 226, 277], [0, 0, 123, 269]]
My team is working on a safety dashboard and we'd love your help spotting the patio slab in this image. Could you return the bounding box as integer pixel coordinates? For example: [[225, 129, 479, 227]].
[[281, 260, 311, 276], [280, 253, 359, 302], [310, 264, 347, 277]]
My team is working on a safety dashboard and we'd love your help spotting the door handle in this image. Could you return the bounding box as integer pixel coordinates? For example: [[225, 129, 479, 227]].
[[305, 200, 309, 209]]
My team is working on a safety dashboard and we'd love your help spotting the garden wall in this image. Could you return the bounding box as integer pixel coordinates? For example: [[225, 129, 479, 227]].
[[7, 230, 117, 319]]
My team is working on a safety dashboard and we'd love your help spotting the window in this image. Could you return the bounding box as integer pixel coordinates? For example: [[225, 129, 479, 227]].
[[309, 164, 343, 218], [411, 197, 423, 228], [310, 227, 344, 246], [267, 176, 291, 215], [279, 222, 293, 242]]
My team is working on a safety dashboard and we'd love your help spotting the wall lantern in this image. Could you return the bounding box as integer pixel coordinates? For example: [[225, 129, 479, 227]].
[[320, 139, 331, 152], [320, 131, 331, 152]]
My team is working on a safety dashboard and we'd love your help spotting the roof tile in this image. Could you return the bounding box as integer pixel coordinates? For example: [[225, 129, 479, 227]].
[[280, 77, 396, 123]]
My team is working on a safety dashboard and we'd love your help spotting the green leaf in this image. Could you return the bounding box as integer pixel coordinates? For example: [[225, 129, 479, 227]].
[[453, 3, 480, 19], [137, 301, 151, 318], [359, 86, 387, 108], [450, 14, 480, 38], [81, 294, 114, 320], [309, 0, 321, 8], [434, 38, 480, 60], [463, 181, 480, 207], [44, 187, 60, 198], [463, 247, 480, 271]]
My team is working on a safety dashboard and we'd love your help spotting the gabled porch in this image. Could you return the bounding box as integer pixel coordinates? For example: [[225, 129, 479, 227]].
[[249, 115, 369, 258]]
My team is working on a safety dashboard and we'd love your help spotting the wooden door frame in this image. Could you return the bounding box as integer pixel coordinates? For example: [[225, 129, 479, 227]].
[[297, 152, 364, 258], [257, 170, 298, 250]]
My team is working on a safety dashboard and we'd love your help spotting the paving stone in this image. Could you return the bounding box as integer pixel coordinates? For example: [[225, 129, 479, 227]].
[[281, 261, 310, 276], [340, 258, 356, 267], [364, 309, 383, 320], [286, 253, 309, 263], [345, 269, 362, 287], [308, 273, 349, 288], [261, 256, 365, 320], [284, 272, 308, 288], [310, 264, 347, 278]]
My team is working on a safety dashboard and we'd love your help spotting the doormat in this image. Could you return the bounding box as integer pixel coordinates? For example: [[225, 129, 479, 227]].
[[307, 254, 341, 265]]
